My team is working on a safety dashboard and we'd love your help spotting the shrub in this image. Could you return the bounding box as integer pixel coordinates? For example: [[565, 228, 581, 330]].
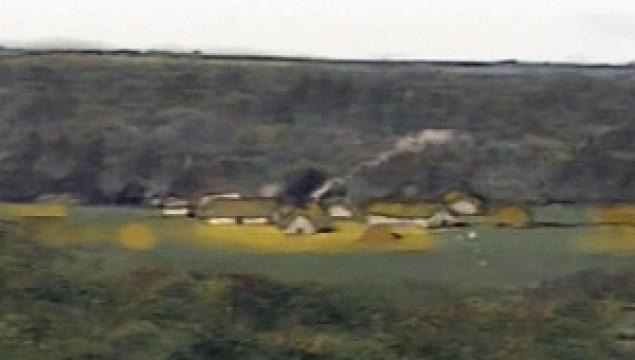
[[358, 225, 400, 244], [488, 205, 533, 228]]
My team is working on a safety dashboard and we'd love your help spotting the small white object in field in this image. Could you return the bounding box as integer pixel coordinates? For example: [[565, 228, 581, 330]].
[[467, 231, 478, 240], [478, 260, 489, 267]]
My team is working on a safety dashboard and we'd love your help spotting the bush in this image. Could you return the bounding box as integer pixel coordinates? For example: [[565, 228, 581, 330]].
[[487, 205, 533, 228]]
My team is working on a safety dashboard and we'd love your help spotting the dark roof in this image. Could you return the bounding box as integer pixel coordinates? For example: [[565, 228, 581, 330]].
[[197, 198, 278, 218]]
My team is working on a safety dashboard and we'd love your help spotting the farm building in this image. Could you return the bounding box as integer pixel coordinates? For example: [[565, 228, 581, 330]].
[[364, 199, 456, 227], [196, 192, 243, 209], [442, 191, 485, 216], [427, 210, 461, 228], [277, 203, 333, 235], [327, 204, 355, 218], [147, 195, 163, 207], [161, 197, 191, 217], [197, 197, 278, 225], [199, 192, 242, 203], [281, 215, 319, 234], [319, 198, 358, 219]]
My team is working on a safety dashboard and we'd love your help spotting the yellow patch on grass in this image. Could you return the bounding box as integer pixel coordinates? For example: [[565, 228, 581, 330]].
[[576, 226, 635, 255], [487, 205, 532, 228], [0, 203, 67, 218], [358, 225, 397, 244], [22, 219, 104, 247], [593, 204, 635, 226], [117, 223, 156, 251], [191, 221, 435, 253]]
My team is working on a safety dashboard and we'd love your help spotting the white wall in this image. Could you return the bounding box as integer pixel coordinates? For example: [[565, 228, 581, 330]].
[[206, 217, 237, 225], [162, 208, 189, 216]]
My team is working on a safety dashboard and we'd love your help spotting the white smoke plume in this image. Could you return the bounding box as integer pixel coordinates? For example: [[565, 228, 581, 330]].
[[310, 129, 466, 200]]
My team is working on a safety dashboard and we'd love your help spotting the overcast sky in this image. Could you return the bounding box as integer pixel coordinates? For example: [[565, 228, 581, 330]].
[[2, 0, 634, 63]]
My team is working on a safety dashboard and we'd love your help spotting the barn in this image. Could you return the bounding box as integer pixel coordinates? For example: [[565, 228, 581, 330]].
[[196, 197, 278, 225], [161, 197, 191, 217], [364, 199, 457, 228], [276, 203, 333, 235]]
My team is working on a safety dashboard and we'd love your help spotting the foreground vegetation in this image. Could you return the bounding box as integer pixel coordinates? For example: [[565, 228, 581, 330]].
[[3, 219, 635, 359]]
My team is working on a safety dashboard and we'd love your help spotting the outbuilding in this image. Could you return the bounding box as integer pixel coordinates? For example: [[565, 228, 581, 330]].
[[196, 197, 278, 225], [277, 203, 333, 235], [364, 199, 442, 227], [161, 197, 191, 217]]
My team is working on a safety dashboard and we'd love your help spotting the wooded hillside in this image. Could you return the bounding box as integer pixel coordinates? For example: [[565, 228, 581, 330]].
[[1, 51, 634, 202]]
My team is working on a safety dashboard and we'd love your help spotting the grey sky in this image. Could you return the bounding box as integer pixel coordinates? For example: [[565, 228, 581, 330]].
[[2, 0, 634, 62]]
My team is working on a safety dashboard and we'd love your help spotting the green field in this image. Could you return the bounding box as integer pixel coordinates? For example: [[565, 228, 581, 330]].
[[98, 226, 635, 295], [6, 204, 635, 297]]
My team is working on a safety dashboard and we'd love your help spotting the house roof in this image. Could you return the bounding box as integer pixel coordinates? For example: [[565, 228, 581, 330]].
[[364, 199, 440, 218], [441, 191, 485, 206], [197, 198, 278, 218], [322, 199, 355, 210], [163, 198, 189, 208], [276, 203, 333, 230]]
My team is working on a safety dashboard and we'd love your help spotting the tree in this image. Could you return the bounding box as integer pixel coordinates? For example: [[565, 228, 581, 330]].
[[115, 181, 146, 205], [72, 136, 106, 202], [280, 168, 328, 206]]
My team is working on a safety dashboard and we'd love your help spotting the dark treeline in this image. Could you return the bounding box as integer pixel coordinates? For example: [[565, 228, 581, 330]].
[[1, 52, 635, 203]]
